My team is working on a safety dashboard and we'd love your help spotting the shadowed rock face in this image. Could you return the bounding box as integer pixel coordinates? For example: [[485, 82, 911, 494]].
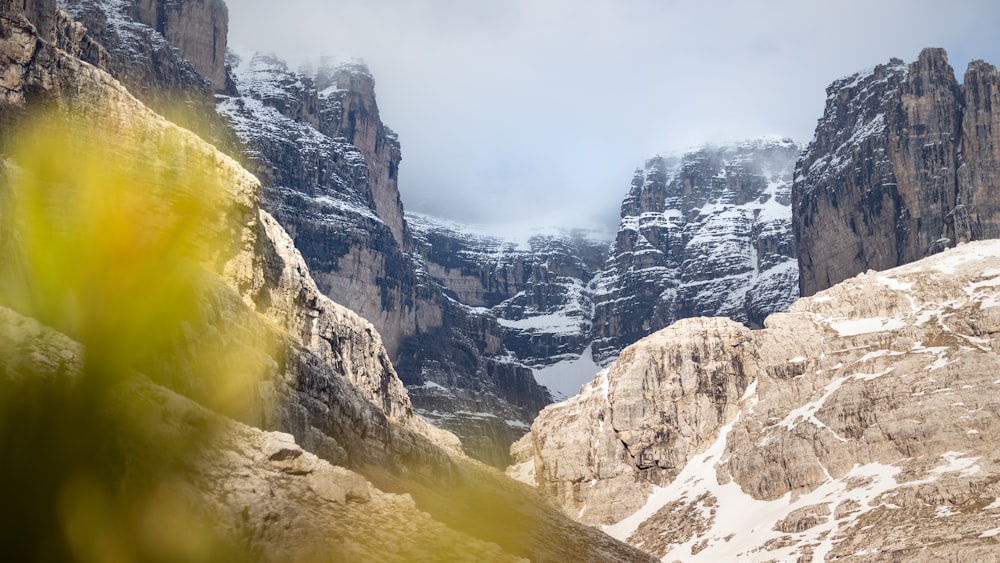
[[516, 240, 1000, 561], [795, 48, 1000, 297]]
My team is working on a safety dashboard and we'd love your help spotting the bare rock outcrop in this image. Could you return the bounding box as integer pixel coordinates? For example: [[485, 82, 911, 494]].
[[519, 240, 1000, 561], [795, 48, 1000, 296], [134, 0, 229, 90]]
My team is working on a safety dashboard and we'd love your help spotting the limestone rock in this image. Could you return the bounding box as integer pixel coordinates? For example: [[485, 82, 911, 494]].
[[134, 0, 229, 91], [57, 0, 235, 144], [521, 240, 1000, 561]]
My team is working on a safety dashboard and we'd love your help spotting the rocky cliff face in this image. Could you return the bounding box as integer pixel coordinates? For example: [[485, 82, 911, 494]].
[[217, 53, 414, 356], [217, 52, 550, 467], [407, 213, 607, 368], [514, 239, 1000, 561], [0, 8, 457, 474], [0, 4, 653, 559], [795, 48, 1000, 296], [591, 137, 801, 363], [133, 0, 229, 90], [406, 138, 802, 396], [54, 0, 234, 144]]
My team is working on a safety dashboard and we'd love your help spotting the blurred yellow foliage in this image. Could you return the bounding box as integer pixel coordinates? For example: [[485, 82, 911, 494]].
[[1, 111, 216, 374], [0, 112, 261, 562]]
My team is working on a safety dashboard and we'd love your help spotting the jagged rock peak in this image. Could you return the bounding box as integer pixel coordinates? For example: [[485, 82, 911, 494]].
[[224, 48, 406, 245], [315, 56, 374, 94], [794, 47, 1000, 297]]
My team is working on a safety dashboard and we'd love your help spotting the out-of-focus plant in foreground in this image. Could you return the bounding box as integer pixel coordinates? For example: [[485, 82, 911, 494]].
[[0, 112, 261, 562]]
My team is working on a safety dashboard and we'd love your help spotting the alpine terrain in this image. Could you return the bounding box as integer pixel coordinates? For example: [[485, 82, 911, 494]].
[[211, 44, 808, 461], [514, 239, 1000, 561], [4, 1, 1000, 560], [0, 0, 656, 560]]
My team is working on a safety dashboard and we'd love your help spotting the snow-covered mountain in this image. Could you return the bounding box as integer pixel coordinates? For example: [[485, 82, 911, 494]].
[[408, 137, 803, 394], [513, 239, 1000, 561], [407, 212, 610, 399], [591, 137, 801, 363]]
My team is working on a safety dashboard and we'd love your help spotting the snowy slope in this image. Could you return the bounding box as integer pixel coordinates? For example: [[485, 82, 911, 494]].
[[521, 239, 1000, 561]]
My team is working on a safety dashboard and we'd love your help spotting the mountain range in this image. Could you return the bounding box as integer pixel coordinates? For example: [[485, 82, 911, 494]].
[[2, 0, 1000, 560]]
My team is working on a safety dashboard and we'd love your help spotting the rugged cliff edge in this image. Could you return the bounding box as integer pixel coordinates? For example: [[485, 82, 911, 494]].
[[514, 240, 1000, 561], [217, 50, 550, 466], [591, 137, 801, 363], [0, 2, 654, 560], [795, 48, 1000, 296]]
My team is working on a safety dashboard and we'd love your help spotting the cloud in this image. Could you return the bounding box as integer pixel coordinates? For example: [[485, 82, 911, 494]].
[[226, 0, 1000, 232]]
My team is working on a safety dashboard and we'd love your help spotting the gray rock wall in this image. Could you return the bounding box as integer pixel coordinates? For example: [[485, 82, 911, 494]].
[[794, 48, 1000, 296], [591, 138, 801, 363]]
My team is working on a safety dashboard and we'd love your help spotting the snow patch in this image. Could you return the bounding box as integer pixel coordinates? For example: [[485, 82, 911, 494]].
[[929, 451, 981, 477], [533, 346, 603, 400], [507, 458, 536, 486], [828, 317, 906, 336]]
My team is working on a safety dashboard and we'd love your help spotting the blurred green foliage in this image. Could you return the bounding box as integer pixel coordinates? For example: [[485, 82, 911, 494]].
[[0, 112, 257, 562]]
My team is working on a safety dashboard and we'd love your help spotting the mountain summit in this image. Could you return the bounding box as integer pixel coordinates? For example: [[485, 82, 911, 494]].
[[795, 48, 1000, 296]]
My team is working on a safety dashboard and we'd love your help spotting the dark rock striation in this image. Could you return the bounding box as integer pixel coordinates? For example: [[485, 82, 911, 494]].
[[217, 52, 550, 467], [591, 138, 801, 363], [795, 48, 1000, 296]]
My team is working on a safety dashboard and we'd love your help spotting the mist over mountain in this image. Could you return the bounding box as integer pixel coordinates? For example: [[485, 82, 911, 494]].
[[227, 0, 1000, 231], [3, 1, 1000, 561]]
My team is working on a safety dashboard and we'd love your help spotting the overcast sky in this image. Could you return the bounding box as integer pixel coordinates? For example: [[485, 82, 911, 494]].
[[227, 0, 1000, 234]]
